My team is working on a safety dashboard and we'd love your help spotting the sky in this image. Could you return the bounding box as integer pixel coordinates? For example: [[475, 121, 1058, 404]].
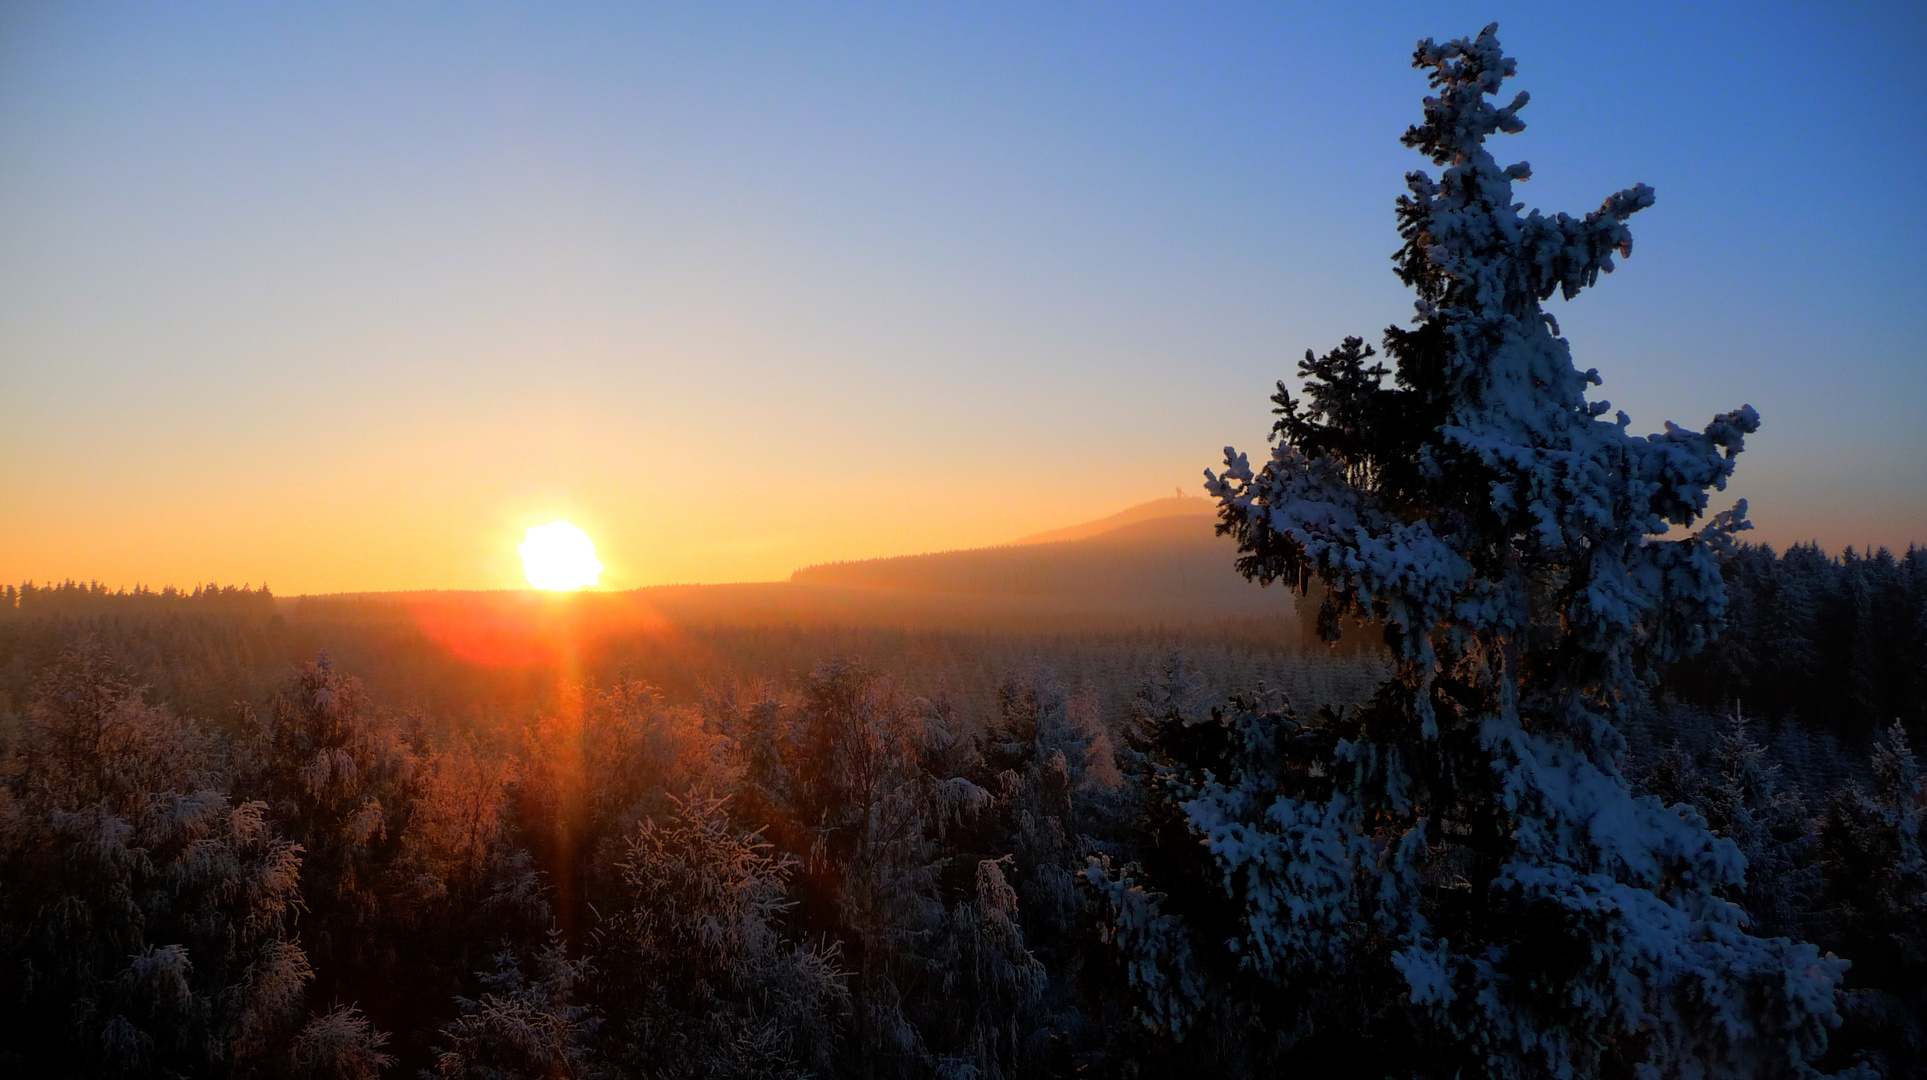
[[1, 2, 1922, 594]]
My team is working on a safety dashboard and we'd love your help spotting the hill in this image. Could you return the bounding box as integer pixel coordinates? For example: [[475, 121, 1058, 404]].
[[1007, 493, 1214, 545], [790, 495, 1279, 616]]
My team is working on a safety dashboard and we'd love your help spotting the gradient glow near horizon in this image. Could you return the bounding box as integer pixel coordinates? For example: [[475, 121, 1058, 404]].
[[1, 3, 1921, 595]]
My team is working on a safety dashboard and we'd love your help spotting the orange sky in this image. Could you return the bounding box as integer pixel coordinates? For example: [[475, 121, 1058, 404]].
[[0, 416, 1195, 594]]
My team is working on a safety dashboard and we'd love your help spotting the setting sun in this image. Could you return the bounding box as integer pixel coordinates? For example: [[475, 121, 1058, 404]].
[[518, 520, 603, 590]]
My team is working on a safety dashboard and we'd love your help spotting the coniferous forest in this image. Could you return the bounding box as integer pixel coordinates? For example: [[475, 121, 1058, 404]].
[[4, 26, 1924, 1080]]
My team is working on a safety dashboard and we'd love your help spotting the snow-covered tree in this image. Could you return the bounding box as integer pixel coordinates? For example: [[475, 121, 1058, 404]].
[[510, 676, 736, 945], [1089, 24, 1849, 1079], [593, 791, 846, 1080], [1700, 713, 1818, 940], [235, 656, 419, 1055], [433, 938, 604, 1080], [0, 643, 312, 1078], [1817, 722, 1927, 1078], [289, 1005, 393, 1080], [931, 857, 1047, 1080], [731, 659, 952, 1074]]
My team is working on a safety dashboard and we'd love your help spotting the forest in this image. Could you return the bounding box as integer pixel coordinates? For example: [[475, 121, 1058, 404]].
[[2, 539, 1921, 1078], [4, 24, 1924, 1080]]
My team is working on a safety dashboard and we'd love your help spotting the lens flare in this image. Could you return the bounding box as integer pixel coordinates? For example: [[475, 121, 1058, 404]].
[[519, 521, 604, 590]]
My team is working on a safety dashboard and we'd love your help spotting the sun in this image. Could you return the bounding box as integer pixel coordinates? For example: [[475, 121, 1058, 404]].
[[519, 521, 604, 590]]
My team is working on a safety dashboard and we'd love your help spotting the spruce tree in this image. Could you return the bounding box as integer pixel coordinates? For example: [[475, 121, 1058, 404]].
[[1089, 24, 1849, 1078], [1817, 723, 1927, 1078]]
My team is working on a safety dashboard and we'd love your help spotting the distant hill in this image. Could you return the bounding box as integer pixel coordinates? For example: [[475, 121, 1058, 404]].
[[1008, 494, 1214, 546], [790, 496, 1285, 618]]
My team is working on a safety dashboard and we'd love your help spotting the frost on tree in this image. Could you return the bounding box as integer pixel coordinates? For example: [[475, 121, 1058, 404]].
[[1088, 25, 1850, 1079], [0, 643, 315, 1078]]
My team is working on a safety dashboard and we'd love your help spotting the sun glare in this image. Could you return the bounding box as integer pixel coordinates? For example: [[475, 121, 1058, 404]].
[[519, 521, 604, 591]]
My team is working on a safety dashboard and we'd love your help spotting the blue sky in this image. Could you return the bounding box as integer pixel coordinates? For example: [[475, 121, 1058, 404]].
[[1, 2, 1921, 591]]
